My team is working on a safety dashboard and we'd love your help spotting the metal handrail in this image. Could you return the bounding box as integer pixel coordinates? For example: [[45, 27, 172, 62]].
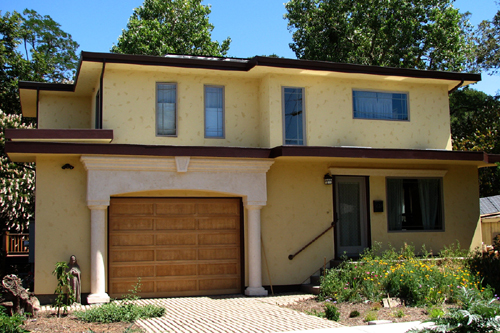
[[288, 221, 335, 260]]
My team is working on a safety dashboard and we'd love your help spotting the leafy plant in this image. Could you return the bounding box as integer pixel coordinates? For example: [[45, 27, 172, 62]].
[[75, 280, 165, 323], [305, 309, 325, 318], [427, 306, 445, 319], [0, 307, 28, 333], [324, 303, 340, 321], [392, 309, 405, 318], [349, 310, 360, 318], [52, 261, 74, 317], [364, 311, 377, 322], [409, 288, 500, 333]]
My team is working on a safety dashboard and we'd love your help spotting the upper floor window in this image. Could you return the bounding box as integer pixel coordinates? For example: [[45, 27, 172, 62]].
[[95, 89, 102, 129], [353, 90, 408, 120], [283, 87, 305, 145], [387, 178, 443, 231], [205, 85, 224, 138], [156, 83, 177, 136]]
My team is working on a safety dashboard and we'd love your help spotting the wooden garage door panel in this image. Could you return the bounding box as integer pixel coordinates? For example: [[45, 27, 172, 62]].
[[111, 250, 154, 262], [198, 218, 238, 230], [199, 278, 239, 291], [157, 280, 197, 292], [111, 265, 154, 278], [110, 203, 154, 215], [157, 264, 197, 276], [199, 248, 239, 260], [157, 249, 197, 261], [198, 233, 238, 245], [112, 281, 154, 294], [156, 234, 197, 245], [156, 218, 196, 230], [109, 198, 241, 298], [197, 202, 239, 215], [156, 203, 196, 215], [110, 234, 154, 246], [109, 218, 153, 231], [199, 263, 238, 276]]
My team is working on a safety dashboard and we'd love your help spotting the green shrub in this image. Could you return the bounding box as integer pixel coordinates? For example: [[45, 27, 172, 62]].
[[392, 309, 405, 318], [320, 242, 487, 306], [364, 311, 377, 322], [467, 250, 500, 295], [75, 301, 165, 323], [324, 303, 340, 321], [427, 307, 445, 319], [409, 288, 500, 333], [349, 310, 360, 318], [75, 280, 165, 323], [305, 309, 325, 318], [0, 308, 28, 333]]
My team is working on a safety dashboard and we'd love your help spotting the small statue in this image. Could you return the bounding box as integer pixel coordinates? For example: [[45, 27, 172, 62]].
[[66, 255, 81, 304]]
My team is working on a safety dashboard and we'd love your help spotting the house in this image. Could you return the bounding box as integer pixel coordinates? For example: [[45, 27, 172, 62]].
[[5, 52, 499, 304], [480, 195, 500, 246]]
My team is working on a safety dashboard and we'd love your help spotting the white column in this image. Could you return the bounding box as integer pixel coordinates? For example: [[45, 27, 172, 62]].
[[87, 205, 110, 304], [245, 205, 268, 296]]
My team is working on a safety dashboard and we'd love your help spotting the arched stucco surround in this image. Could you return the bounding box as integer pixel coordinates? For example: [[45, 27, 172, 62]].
[[81, 155, 274, 302]]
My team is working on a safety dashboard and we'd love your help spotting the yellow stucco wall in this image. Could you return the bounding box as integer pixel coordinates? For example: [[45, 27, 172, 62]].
[[101, 69, 261, 146], [38, 95, 91, 129], [34, 155, 90, 295], [36, 67, 452, 150], [262, 159, 481, 286]]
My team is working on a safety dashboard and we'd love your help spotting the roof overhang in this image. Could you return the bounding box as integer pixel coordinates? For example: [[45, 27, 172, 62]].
[[18, 52, 481, 117], [4, 140, 496, 168]]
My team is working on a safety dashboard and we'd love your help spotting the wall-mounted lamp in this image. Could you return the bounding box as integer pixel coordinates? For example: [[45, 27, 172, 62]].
[[61, 163, 74, 170], [324, 173, 333, 185]]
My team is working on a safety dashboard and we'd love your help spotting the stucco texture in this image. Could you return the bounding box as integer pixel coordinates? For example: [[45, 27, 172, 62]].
[[38, 94, 91, 129], [262, 159, 482, 286], [34, 156, 90, 295]]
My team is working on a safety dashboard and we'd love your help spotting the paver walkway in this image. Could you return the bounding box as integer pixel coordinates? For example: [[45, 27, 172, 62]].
[[134, 294, 344, 333]]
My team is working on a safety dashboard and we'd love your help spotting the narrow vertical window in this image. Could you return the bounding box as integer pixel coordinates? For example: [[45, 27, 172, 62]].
[[204, 85, 224, 138], [283, 87, 305, 145], [94, 89, 101, 129], [156, 83, 177, 136]]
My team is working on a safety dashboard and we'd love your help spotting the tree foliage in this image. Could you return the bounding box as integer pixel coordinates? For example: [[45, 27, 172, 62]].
[[450, 88, 500, 197], [284, 0, 473, 71], [0, 10, 79, 115], [111, 0, 231, 57], [475, 10, 500, 74], [0, 10, 78, 230], [0, 111, 35, 231]]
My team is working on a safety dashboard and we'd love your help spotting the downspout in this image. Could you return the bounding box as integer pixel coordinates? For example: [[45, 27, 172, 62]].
[[98, 60, 106, 129], [448, 80, 464, 95], [36, 88, 40, 129]]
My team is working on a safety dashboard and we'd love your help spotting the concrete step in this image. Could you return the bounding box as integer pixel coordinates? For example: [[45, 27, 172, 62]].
[[300, 284, 320, 295]]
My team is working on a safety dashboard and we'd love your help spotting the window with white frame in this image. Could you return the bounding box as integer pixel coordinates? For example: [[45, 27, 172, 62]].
[[283, 87, 305, 145], [156, 83, 177, 136], [387, 178, 443, 231], [204, 85, 224, 138], [353, 90, 408, 120]]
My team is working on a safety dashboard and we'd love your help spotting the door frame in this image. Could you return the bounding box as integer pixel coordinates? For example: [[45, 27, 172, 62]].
[[332, 176, 372, 259]]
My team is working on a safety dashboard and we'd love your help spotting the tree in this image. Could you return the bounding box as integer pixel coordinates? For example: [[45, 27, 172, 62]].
[[111, 0, 231, 57], [0, 111, 35, 231], [284, 0, 474, 71], [0, 10, 78, 230], [475, 10, 500, 74], [449, 88, 500, 197]]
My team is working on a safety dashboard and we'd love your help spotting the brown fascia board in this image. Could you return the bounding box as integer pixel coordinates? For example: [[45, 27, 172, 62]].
[[252, 56, 481, 83], [4, 141, 490, 163], [269, 146, 488, 162], [487, 154, 500, 163], [4, 129, 113, 141], [18, 52, 480, 92]]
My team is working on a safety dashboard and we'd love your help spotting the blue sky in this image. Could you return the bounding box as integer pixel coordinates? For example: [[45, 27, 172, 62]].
[[2, 0, 499, 95]]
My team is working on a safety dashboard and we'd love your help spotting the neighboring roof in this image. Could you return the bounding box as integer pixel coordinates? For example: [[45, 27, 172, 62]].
[[18, 51, 481, 93], [480, 195, 500, 215]]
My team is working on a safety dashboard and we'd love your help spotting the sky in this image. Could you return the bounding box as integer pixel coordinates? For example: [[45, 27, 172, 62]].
[[2, 0, 500, 95]]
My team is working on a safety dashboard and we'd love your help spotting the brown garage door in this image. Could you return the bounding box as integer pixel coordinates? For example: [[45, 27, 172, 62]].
[[109, 198, 242, 298]]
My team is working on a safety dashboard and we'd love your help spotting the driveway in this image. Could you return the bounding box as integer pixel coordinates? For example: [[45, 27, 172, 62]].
[[134, 293, 344, 333]]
